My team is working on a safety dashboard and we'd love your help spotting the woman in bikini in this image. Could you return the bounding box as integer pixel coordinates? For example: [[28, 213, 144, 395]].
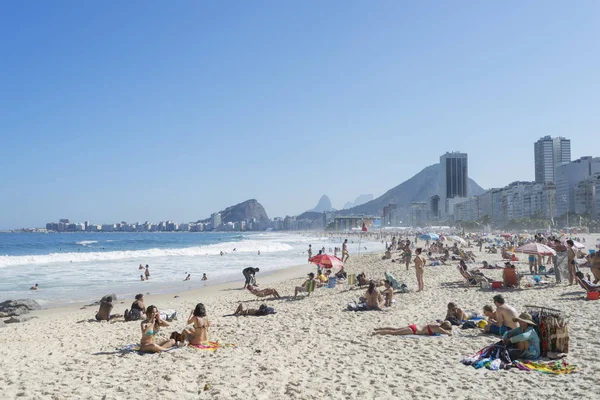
[[181, 303, 210, 345], [372, 321, 453, 336], [364, 281, 384, 310], [140, 305, 175, 353], [246, 285, 281, 299]]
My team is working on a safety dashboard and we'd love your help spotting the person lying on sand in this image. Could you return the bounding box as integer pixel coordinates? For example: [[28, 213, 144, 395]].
[[575, 271, 600, 290], [446, 302, 469, 321], [233, 303, 275, 316], [140, 305, 175, 353], [373, 321, 453, 336], [356, 273, 385, 288], [180, 303, 210, 345], [247, 285, 281, 299]]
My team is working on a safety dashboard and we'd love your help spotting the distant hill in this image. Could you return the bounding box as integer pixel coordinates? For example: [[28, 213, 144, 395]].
[[343, 194, 374, 210], [343, 163, 485, 215], [296, 211, 323, 220], [310, 195, 334, 212], [199, 199, 269, 223]]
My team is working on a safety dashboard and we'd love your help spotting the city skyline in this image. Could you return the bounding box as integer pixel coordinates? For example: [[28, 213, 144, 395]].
[[2, 2, 599, 230]]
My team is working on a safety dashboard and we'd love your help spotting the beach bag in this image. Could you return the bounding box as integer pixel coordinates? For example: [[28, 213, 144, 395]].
[[257, 304, 275, 316], [447, 316, 461, 326]]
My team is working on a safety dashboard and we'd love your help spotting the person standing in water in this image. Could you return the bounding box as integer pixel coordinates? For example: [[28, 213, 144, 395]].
[[145, 265, 150, 280], [307, 244, 313, 262]]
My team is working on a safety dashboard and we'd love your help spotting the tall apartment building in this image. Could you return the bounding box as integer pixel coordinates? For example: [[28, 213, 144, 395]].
[[574, 173, 600, 219], [534, 136, 571, 184], [439, 152, 468, 217], [211, 212, 222, 230], [555, 157, 600, 216]]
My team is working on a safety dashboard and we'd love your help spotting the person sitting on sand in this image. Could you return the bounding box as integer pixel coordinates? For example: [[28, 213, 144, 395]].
[[364, 281, 384, 310], [96, 296, 116, 321], [125, 293, 146, 321], [382, 247, 392, 260], [30, 283, 39, 290], [482, 305, 497, 332], [233, 303, 275, 316], [316, 270, 328, 284], [487, 244, 497, 254], [295, 273, 317, 298], [487, 295, 519, 335], [247, 285, 281, 299], [140, 305, 175, 353], [381, 281, 394, 307], [590, 251, 600, 284], [372, 321, 453, 336], [335, 266, 347, 280], [181, 303, 210, 345], [503, 313, 541, 360]]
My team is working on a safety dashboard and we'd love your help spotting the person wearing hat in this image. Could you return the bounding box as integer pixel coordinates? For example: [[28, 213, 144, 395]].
[[502, 312, 540, 360], [294, 272, 317, 298]]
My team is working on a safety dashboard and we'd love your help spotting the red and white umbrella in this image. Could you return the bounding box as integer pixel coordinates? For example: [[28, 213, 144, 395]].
[[309, 254, 343, 269], [515, 243, 556, 256], [561, 237, 585, 249]]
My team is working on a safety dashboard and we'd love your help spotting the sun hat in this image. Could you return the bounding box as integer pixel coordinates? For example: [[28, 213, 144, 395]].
[[513, 312, 536, 326]]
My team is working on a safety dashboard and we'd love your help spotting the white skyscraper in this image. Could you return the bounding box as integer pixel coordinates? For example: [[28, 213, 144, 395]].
[[534, 136, 571, 184]]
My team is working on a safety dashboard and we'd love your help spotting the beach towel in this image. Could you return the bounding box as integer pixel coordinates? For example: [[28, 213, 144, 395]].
[[189, 341, 237, 351], [512, 360, 577, 375], [112, 344, 178, 355]]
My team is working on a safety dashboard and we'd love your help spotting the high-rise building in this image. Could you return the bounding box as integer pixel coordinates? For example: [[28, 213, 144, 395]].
[[439, 152, 468, 217], [555, 156, 600, 216], [211, 212, 222, 230], [534, 136, 571, 184]]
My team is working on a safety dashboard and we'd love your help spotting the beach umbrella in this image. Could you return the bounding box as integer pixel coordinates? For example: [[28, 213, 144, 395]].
[[419, 233, 439, 241], [447, 235, 466, 244], [514, 243, 556, 256], [309, 254, 343, 269], [560, 237, 585, 249], [501, 233, 512, 239]]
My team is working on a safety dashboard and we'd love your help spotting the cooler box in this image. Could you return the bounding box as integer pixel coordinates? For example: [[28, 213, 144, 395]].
[[587, 291, 599, 300], [491, 281, 503, 289], [328, 276, 337, 288]]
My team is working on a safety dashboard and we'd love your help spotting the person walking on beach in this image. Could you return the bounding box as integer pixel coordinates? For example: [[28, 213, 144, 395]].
[[342, 239, 349, 263], [145, 265, 150, 280], [242, 267, 259, 288], [403, 240, 412, 271], [308, 244, 313, 262], [414, 248, 426, 292], [567, 239, 576, 285]]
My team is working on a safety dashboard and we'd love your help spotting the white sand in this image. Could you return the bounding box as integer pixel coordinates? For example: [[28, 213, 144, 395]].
[[1, 235, 599, 399]]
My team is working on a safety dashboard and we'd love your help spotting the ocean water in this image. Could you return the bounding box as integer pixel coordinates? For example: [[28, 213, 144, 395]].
[[0, 232, 381, 307]]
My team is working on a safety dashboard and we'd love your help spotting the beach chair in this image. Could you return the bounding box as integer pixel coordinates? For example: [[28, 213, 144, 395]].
[[457, 266, 487, 287], [347, 274, 356, 285], [576, 277, 599, 292]]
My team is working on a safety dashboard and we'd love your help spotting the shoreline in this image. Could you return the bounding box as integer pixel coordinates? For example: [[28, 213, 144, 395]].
[[32, 260, 317, 317]]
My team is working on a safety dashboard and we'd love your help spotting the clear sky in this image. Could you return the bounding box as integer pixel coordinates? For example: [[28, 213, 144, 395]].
[[1, 1, 599, 229]]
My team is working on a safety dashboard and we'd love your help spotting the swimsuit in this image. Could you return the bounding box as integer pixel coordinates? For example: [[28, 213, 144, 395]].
[[408, 324, 417, 334], [427, 325, 434, 336], [145, 329, 157, 336]]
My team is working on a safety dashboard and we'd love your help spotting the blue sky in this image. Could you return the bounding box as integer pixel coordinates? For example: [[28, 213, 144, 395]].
[[1, 1, 599, 229]]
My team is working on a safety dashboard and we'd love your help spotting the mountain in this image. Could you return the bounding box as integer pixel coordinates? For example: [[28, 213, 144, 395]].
[[343, 194, 374, 210], [311, 195, 334, 212], [199, 199, 269, 223], [343, 163, 485, 215]]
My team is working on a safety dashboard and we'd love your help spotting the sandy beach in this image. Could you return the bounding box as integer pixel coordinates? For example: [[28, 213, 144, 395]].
[[1, 237, 599, 400]]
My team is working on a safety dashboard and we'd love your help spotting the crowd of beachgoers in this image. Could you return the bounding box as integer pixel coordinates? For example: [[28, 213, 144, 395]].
[[1, 228, 598, 399]]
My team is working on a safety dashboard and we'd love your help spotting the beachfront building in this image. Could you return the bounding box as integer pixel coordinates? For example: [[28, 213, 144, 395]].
[[427, 195, 441, 223], [211, 212, 222, 230], [382, 202, 398, 227], [555, 156, 600, 217], [453, 196, 480, 222], [408, 202, 428, 227], [440, 152, 468, 219], [574, 173, 600, 219], [534, 135, 571, 184]]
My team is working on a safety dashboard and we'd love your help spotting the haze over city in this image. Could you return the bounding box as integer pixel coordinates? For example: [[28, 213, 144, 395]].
[[1, 1, 599, 229]]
